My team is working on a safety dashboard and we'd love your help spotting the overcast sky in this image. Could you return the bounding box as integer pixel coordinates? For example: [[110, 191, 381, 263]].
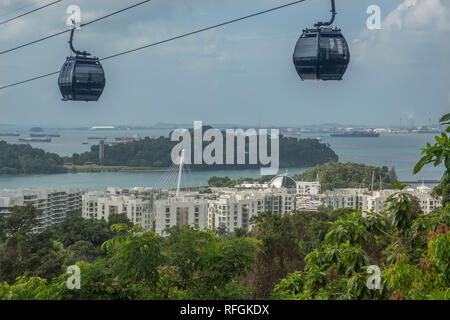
[[0, 0, 449, 127]]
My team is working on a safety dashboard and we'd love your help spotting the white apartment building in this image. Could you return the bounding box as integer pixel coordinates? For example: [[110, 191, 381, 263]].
[[324, 188, 367, 210], [324, 185, 442, 214], [82, 191, 153, 230], [364, 185, 442, 214], [296, 181, 321, 195], [208, 188, 296, 232], [154, 195, 208, 236], [0, 189, 83, 233]]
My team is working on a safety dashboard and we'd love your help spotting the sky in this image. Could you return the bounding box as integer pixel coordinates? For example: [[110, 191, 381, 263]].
[[0, 0, 449, 127]]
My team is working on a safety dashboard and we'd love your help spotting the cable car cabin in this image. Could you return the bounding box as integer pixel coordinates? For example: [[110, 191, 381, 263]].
[[58, 56, 105, 101], [293, 27, 350, 81]]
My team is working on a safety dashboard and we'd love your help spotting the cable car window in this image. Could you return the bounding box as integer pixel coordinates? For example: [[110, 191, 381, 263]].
[[320, 36, 347, 60], [74, 64, 104, 85], [294, 37, 317, 58], [336, 38, 344, 55]]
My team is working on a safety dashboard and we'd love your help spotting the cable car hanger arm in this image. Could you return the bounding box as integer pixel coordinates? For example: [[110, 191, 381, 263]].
[[314, 0, 336, 28], [69, 26, 91, 56]]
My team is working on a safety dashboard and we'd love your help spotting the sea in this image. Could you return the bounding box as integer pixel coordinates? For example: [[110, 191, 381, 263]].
[[0, 127, 444, 190]]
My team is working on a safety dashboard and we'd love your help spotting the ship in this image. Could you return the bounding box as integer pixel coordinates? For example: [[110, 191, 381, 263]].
[[88, 136, 107, 140], [30, 133, 61, 138], [19, 137, 51, 143], [0, 132, 20, 137], [330, 131, 380, 138], [280, 130, 302, 138]]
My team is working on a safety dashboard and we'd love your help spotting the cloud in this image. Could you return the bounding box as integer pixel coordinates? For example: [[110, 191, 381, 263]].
[[384, 0, 450, 31], [352, 0, 450, 65]]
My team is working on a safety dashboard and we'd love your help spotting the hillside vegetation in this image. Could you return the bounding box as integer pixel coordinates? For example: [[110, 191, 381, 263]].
[[67, 133, 338, 169], [293, 161, 398, 191], [0, 141, 66, 175]]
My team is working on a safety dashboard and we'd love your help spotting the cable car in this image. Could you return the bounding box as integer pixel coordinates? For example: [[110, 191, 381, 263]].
[[58, 28, 105, 101], [293, 0, 350, 81]]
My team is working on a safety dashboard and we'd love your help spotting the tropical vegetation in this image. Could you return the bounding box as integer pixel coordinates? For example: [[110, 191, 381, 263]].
[[0, 141, 66, 175], [293, 161, 398, 191]]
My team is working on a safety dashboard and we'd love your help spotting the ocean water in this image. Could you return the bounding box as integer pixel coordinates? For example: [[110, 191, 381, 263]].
[[0, 128, 444, 190]]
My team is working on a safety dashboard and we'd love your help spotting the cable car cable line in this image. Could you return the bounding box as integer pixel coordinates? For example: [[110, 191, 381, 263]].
[[100, 0, 306, 61], [0, 0, 306, 91], [0, 0, 64, 26], [0, 0, 153, 55], [0, 0, 51, 19]]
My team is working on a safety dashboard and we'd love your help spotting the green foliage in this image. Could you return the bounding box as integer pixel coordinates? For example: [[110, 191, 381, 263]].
[[293, 161, 398, 191], [162, 226, 260, 299], [245, 208, 350, 298], [273, 199, 450, 300], [386, 186, 415, 235], [325, 211, 368, 246], [67, 133, 338, 169], [0, 276, 64, 300], [46, 214, 116, 248], [102, 226, 164, 287], [0, 141, 66, 175], [414, 113, 450, 205], [0, 204, 39, 237], [271, 271, 305, 299]]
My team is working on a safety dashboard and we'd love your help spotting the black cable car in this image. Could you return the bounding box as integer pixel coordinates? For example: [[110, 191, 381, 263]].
[[58, 28, 105, 101], [293, 0, 350, 81]]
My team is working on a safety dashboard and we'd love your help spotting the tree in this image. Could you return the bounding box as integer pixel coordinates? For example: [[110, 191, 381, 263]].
[[215, 224, 227, 237], [414, 113, 450, 205], [0, 141, 66, 175], [0, 204, 39, 238], [47, 215, 113, 248], [293, 161, 398, 191], [386, 183, 414, 236]]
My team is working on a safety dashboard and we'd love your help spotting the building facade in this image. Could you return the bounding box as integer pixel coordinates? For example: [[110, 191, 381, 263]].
[[154, 195, 208, 236], [208, 188, 296, 233], [296, 181, 321, 195], [324, 185, 442, 214], [0, 189, 83, 233], [82, 190, 153, 230]]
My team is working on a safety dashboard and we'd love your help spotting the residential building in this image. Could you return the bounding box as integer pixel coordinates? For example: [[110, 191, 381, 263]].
[[0, 189, 83, 233], [208, 187, 296, 232], [154, 195, 208, 236], [296, 181, 321, 195], [82, 190, 153, 230], [324, 184, 442, 214], [324, 188, 367, 210]]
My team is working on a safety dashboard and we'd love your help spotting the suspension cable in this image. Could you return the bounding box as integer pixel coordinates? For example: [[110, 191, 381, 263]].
[[0, 0, 306, 91]]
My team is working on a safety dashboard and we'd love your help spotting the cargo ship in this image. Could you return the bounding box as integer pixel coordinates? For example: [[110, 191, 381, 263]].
[[280, 130, 302, 138], [30, 133, 60, 137], [330, 131, 380, 138], [19, 137, 51, 143], [88, 136, 107, 140], [0, 132, 20, 137]]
